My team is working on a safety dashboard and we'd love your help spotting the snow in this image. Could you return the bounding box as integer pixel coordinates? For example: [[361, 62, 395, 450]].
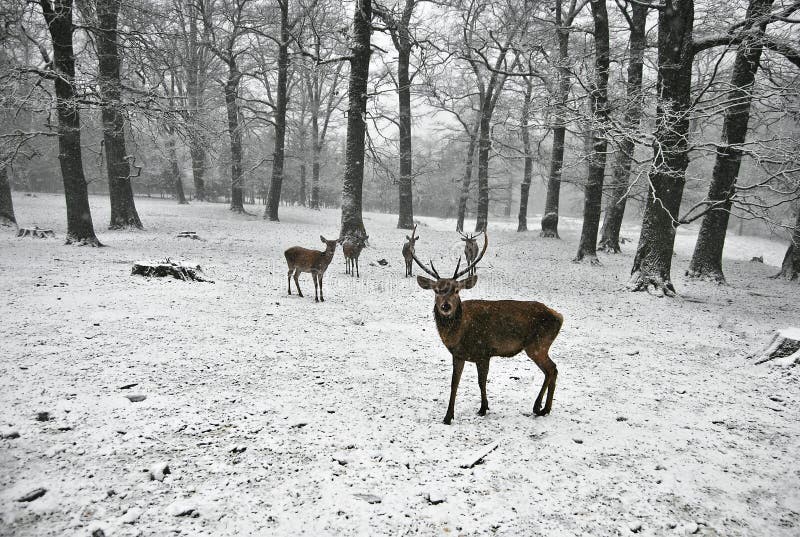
[[1, 193, 799, 536]]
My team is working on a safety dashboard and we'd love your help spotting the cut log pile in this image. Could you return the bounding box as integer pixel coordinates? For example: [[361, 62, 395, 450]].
[[755, 328, 800, 366], [131, 259, 213, 283], [17, 227, 55, 239]]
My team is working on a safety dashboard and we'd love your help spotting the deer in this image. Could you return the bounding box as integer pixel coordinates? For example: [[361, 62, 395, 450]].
[[284, 236, 338, 302], [412, 233, 563, 424], [460, 231, 483, 277], [342, 234, 368, 277], [402, 224, 419, 277]]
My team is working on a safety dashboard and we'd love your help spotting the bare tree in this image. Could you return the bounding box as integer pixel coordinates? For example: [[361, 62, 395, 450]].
[[39, 0, 102, 245], [574, 0, 610, 264], [0, 166, 16, 229]]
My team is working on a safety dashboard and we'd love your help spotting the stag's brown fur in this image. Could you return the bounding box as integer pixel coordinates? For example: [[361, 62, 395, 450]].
[[415, 234, 562, 424], [284, 236, 338, 302]]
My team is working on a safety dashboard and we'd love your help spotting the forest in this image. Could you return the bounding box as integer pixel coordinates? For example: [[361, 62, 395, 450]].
[[1, 0, 799, 535]]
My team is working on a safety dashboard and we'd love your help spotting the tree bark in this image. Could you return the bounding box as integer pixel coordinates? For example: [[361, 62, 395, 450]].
[[40, 0, 101, 246], [628, 0, 694, 296], [225, 64, 244, 212], [266, 0, 290, 221], [166, 135, 187, 205], [186, 0, 206, 201], [574, 0, 610, 264], [396, 43, 414, 229], [687, 0, 774, 283], [517, 81, 533, 232], [340, 0, 372, 238], [97, 0, 142, 229], [773, 209, 800, 281], [597, 1, 648, 253], [540, 1, 572, 239], [0, 167, 17, 228], [456, 122, 479, 233]]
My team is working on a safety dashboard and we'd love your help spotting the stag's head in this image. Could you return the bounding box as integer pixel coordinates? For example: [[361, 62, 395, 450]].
[[414, 234, 488, 319], [405, 225, 419, 246]]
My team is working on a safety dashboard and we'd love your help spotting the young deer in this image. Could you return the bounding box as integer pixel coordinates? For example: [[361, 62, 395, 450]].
[[413, 234, 563, 424], [402, 224, 419, 277], [284, 236, 338, 302], [342, 234, 368, 277], [460, 231, 483, 277]]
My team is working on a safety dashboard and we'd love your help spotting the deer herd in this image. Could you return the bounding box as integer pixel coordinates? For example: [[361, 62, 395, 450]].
[[284, 224, 563, 425]]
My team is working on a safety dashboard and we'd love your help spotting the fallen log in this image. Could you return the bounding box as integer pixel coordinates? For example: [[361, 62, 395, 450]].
[[17, 227, 55, 239], [459, 441, 499, 469], [755, 328, 800, 366], [131, 259, 213, 283]]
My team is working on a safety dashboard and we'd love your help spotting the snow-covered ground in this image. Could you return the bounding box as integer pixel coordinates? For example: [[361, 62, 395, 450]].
[[1, 194, 798, 536]]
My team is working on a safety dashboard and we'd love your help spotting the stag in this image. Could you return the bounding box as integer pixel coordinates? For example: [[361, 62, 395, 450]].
[[460, 231, 483, 277], [412, 234, 563, 424], [402, 224, 419, 277], [284, 236, 338, 302]]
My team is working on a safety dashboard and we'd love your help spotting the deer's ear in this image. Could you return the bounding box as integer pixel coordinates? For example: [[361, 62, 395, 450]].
[[405, 235, 411, 241], [417, 276, 436, 290], [320, 235, 327, 244], [457, 275, 477, 290]]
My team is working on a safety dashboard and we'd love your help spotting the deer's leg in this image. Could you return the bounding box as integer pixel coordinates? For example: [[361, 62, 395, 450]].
[[318, 273, 325, 302], [293, 270, 303, 297], [355, 256, 359, 278], [312, 272, 319, 302], [287, 269, 293, 295], [476, 358, 490, 416], [526, 346, 557, 416], [444, 357, 465, 425]]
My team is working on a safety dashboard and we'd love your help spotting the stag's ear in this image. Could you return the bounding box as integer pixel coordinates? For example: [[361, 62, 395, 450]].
[[417, 276, 436, 290], [461, 237, 467, 241], [457, 275, 477, 290], [406, 235, 411, 241], [320, 235, 327, 244]]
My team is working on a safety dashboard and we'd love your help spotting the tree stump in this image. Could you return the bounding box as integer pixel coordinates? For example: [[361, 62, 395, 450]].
[[176, 231, 200, 240], [755, 328, 800, 366], [17, 227, 55, 239], [131, 259, 213, 282]]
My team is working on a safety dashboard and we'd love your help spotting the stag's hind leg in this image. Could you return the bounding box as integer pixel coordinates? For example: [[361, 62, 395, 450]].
[[526, 345, 557, 416], [293, 270, 303, 297]]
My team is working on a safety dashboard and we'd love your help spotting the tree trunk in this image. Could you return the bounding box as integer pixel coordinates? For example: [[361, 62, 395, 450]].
[[97, 0, 142, 229], [474, 111, 492, 233], [40, 0, 101, 246], [266, 1, 290, 221], [772, 209, 800, 281], [628, 0, 694, 296], [396, 44, 414, 229], [540, 5, 571, 239], [517, 82, 533, 232], [597, 1, 647, 253], [225, 66, 244, 212], [186, 0, 206, 201], [167, 135, 187, 205], [340, 0, 372, 238], [574, 0, 610, 264], [687, 0, 774, 283], [0, 167, 17, 228], [299, 162, 307, 206], [456, 123, 479, 233]]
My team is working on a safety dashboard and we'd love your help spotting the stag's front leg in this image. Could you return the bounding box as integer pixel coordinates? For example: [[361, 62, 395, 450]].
[[476, 358, 490, 416], [444, 357, 465, 425], [318, 273, 325, 302]]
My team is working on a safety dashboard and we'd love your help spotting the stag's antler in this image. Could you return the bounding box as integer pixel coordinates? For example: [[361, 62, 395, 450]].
[[453, 233, 488, 279], [411, 249, 441, 279]]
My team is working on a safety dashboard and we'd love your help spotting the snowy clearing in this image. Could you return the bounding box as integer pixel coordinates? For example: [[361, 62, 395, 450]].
[[1, 194, 799, 536]]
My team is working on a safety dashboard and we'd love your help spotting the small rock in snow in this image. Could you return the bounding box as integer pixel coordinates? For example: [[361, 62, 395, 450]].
[[354, 493, 382, 504], [426, 490, 446, 505], [629, 521, 643, 533], [149, 462, 171, 482], [119, 383, 138, 390], [120, 507, 143, 524], [125, 394, 146, 403], [167, 499, 199, 517], [17, 487, 47, 502], [36, 411, 52, 422], [572, 438, 584, 444], [1, 429, 20, 439], [90, 529, 106, 537], [290, 421, 308, 429], [684, 522, 699, 534], [229, 445, 247, 454], [616, 416, 628, 422]]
